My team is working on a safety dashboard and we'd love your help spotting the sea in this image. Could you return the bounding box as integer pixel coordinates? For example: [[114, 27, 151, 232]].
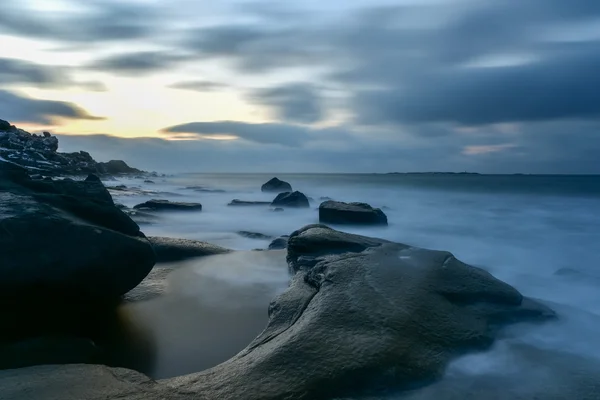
[[103, 173, 600, 397]]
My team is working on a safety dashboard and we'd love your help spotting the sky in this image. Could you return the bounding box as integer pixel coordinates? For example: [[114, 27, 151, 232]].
[[1, 0, 600, 173]]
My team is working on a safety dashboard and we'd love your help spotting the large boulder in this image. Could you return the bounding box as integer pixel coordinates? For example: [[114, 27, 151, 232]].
[[0, 161, 155, 300], [148, 236, 231, 262], [0, 225, 561, 399], [271, 191, 310, 208], [133, 199, 202, 212], [261, 177, 292, 193], [319, 200, 388, 225]]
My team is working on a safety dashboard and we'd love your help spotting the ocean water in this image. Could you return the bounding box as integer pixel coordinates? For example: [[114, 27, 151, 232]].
[[105, 173, 600, 396]]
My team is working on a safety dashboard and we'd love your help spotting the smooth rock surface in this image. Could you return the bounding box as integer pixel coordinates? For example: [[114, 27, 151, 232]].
[[134, 199, 203, 212], [237, 231, 273, 240], [261, 177, 293, 193], [268, 236, 289, 250], [319, 200, 388, 225]]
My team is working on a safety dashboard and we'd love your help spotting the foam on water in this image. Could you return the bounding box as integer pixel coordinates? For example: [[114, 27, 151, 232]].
[[108, 173, 600, 392]]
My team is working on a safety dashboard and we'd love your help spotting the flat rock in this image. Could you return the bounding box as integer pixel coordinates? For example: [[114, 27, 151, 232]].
[[134, 199, 202, 212], [261, 177, 292, 193], [228, 199, 271, 206], [319, 200, 388, 225], [148, 236, 231, 262], [271, 191, 310, 208]]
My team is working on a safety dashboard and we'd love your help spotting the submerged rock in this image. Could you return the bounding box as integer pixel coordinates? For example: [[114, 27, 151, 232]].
[[228, 199, 271, 206], [261, 177, 292, 193], [133, 199, 202, 212], [271, 191, 310, 208], [148, 236, 231, 262], [319, 200, 388, 225]]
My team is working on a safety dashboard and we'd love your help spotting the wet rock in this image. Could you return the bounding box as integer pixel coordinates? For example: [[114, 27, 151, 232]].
[[148, 236, 231, 262], [237, 231, 273, 240], [228, 199, 271, 206], [268, 236, 289, 250]]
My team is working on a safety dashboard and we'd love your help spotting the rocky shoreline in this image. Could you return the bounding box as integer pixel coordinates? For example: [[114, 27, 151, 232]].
[[1, 120, 594, 399]]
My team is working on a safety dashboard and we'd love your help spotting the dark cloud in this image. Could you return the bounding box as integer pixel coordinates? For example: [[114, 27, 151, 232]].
[[169, 81, 229, 92], [0, 0, 158, 43], [161, 121, 312, 146], [0, 57, 106, 90], [0, 90, 104, 125], [88, 52, 187, 75], [249, 84, 323, 123]]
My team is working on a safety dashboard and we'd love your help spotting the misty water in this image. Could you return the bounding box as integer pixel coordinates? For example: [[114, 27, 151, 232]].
[[106, 173, 600, 396]]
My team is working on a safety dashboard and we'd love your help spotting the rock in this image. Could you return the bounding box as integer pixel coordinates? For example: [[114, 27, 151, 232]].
[[184, 186, 226, 193], [271, 191, 310, 208], [148, 236, 231, 262], [272, 207, 284, 212], [0, 225, 559, 400], [228, 199, 271, 206], [133, 199, 202, 212], [0, 120, 142, 176], [0, 160, 155, 300], [319, 196, 333, 201], [319, 200, 388, 225], [0, 336, 100, 370], [30, 174, 43, 180], [144, 180, 155, 184], [261, 177, 292, 193], [0, 118, 12, 131], [268, 236, 289, 250], [110, 184, 128, 191], [237, 231, 273, 240], [85, 174, 102, 182], [97, 160, 141, 175]]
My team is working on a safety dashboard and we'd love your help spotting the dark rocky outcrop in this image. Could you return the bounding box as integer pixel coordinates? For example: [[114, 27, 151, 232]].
[[97, 160, 141, 175], [319, 200, 388, 225], [237, 231, 273, 240], [148, 236, 231, 262], [0, 119, 143, 176], [261, 177, 292, 193], [271, 191, 310, 208], [0, 225, 559, 399], [0, 161, 155, 301], [133, 199, 202, 212], [228, 199, 271, 206]]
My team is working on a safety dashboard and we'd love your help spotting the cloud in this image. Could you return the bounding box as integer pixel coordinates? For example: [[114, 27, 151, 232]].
[[0, 90, 104, 124], [249, 83, 323, 123], [0, 57, 106, 90], [0, 0, 158, 43], [161, 121, 314, 146], [168, 81, 229, 92], [88, 51, 188, 75]]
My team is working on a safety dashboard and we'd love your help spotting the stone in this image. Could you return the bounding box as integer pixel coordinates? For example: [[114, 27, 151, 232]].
[[228, 199, 271, 206], [0, 225, 560, 400], [144, 180, 155, 184], [319, 200, 388, 225], [97, 160, 141, 175], [133, 199, 202, 212], [271, 191, 310, 208], [0, 160, 155, 301], [261, 177, 292, 193], [0, 118, 12, 131], [268, 236, 289, 250], [272, 207, 284, 212], [148, 236, 231, 262], [85, 174, 102, 182]]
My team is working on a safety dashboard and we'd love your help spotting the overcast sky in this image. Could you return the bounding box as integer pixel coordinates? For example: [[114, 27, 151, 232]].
[[2, 0, 600, 173]]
